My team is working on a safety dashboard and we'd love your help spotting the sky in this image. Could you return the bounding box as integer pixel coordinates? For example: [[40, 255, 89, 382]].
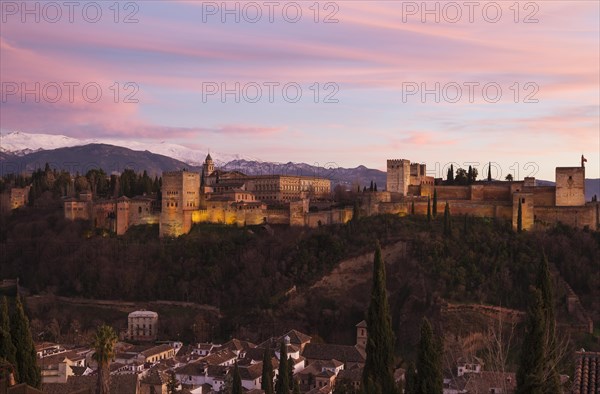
[[1, 0, 599, 180]]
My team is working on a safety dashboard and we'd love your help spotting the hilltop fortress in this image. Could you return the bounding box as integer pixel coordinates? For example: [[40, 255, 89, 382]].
[[62, 155, 599, 236]]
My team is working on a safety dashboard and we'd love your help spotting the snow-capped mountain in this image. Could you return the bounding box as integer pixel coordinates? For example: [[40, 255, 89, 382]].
[[0, 131, 246, 166]]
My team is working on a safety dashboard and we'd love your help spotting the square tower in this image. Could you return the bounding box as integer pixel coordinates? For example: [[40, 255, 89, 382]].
[[160, 170, 200, 237], [387, 159, 410, 195], [555, 167, 585, 206]]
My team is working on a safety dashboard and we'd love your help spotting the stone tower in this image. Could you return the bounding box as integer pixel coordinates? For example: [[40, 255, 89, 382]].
[[356, 320, 367, 349], [555, 166, 585, 206], [203, 153, 215, 179], [512, 192, 534, 231], [159, 170, 200, 237], [387, 159, 410, 195]]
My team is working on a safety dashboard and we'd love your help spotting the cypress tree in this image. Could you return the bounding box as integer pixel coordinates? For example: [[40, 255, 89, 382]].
[[443, 202, 452, 237], [427, 198, 431, 222], [411, 201, 415, 215], [487, 162, 492, 181], [467, 166, 473, 184], [361, 242, 398, 394], [275, 341, 290, 394], [261, 347, 274, 394], [404, 362, 417, 394], [374, 183, 377, 192], [0, 297, 17, 379], [416, 319, 442, 394], [537, 255, 561, 393], [10, 297, 40, 388], [369, 181, 374, 192], [166, 371, 179, 394], [517, 200, 523, 233], [432, 189, 438, 218], [292, 379, 301, 394], [232, 362, 243, 394], [516, 289, 546, 394]]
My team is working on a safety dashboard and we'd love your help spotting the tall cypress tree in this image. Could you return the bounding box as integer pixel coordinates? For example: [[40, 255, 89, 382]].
[[261, 347, 274, 394], [361, 242, 398, 394], [467, 166, 473, 184], [443, 202, 452, 237], [427, 198, 431, 221], [275, 341, 290, 394], [487, 162, 492, 181], [404, 362, 417, 394], [537, 255, 561, 393], [432, 189, 438, 218], [292, 379, 301, 394], [232, 362, 243, 394], [411, 201, 415, 215], [0, 297, 17, 379], [10, 297, 40, 388], [517, 200, 523, 233], [516, 289, 546, 394], [416, 319, 442, 394]]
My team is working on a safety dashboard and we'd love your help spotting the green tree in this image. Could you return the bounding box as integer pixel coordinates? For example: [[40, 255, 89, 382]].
[[416, 319, 442, 394], [536, 255, 561, 393], [0, 297, 17, 380], [261, 347, 274, 394], [92, 324, 118, 394], [517, 200, 523, 233], [487, 162, 492, 181], [427, 197, 431, 221], [505, 174, 514, 182], [446, 165, 454, 184], [167, 371, 179, 394], [10, 297, 40, 388], [275, 341, 290, 394], [455, 168, 468, 185], [516, 289, 546, 394], [411, 201, 415, 215], [292, 379, 301, 394], [404, 362, 417, 394], [432, 189, 438, 218], [352, 201, 360, 222], [443, 202, 452, 237], [232, 362, 243, 394], [361, 242, 398, 394]]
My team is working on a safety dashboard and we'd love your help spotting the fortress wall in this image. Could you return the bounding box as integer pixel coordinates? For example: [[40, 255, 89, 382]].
[[128, 200, 158, 225], [92, 202, 115, 229], [470, 185, 484, 201], [531, 187, 555, 206], [192, 209, 208, 223], [439, 200, 500, 218], [534, 204, 597, 229], [378, 202, 411, 215], [483, 184, 512, 201], [435, 186, 470, 200], [265, 209, 290, 225]]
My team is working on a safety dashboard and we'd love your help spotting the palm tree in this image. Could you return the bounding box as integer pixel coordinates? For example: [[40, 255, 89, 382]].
[[92, 325, 118, 394]]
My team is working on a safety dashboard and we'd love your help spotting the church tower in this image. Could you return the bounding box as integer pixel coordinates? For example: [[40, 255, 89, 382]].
[[203, 153, 215, 179]]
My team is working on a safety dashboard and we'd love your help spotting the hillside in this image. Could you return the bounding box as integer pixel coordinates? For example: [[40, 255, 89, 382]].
[[2, 201, 598, 355]]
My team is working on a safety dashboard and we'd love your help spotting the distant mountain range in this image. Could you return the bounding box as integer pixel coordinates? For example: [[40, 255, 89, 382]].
[[0, 131, 598, 199]]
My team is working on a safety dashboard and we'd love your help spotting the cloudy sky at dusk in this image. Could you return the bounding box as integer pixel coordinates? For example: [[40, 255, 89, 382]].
[[1, 1, 598, 180]]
